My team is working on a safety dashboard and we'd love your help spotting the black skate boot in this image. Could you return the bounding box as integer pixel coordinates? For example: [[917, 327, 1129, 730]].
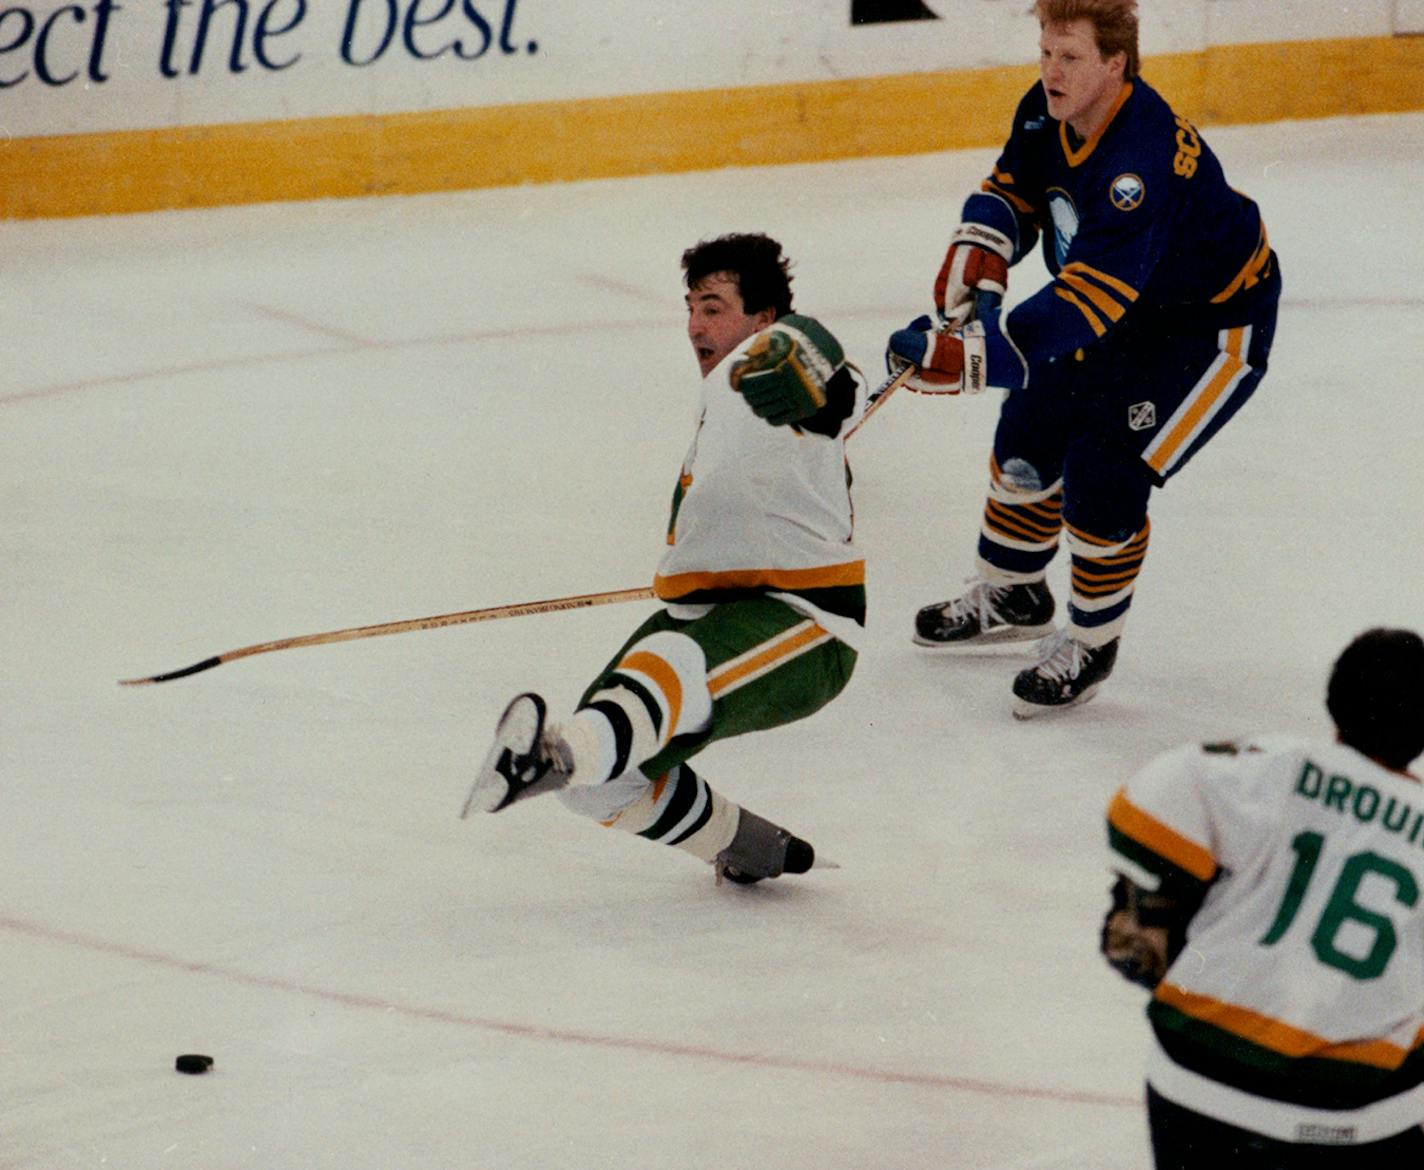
[[715, 809, 815, 885], [1011, 633, 1119, 718], [460, 693, 572, 816], [914, 577, 1056, 649]]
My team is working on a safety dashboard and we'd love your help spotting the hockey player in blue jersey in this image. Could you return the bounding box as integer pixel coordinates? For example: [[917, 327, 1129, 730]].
[[886, 0, 1281, 716]]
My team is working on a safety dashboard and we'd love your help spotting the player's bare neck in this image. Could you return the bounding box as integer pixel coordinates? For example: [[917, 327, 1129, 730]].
[[1069, 83, 1124, 140]]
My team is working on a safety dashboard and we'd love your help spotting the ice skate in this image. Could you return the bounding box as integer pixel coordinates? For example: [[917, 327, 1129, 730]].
[[913, 577, 1056, 649], [714, 808, 816, 884], [461, 693, 573, 816], [1011, 632, 1119, 718]]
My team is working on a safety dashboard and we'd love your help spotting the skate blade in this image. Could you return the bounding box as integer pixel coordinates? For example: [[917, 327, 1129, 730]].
[[913, 622, 1056, 653], [460, 753, 512, 818], [716, 854, 841, 887], [460, 695, 543, 818], [1011, 682, 1102, 721]]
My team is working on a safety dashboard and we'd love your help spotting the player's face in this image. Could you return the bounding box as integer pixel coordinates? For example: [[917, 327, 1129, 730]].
[[685, 273, 775, 377], [1039, 20, 1127, 136]]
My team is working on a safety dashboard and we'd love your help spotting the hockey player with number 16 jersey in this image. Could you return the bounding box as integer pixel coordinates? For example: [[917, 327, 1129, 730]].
[[1103, 629, 1424, 1167]]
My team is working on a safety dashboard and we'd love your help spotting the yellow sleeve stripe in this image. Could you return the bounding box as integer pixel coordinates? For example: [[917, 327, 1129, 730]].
[[1058, 270, 1130, 322], [981, 177, 1036, 216], [1211, 222, 1273, 304], [1108, 788, 1217, 882], [1061, 262, 1139, 302], [1155, 983, 1416, 1069], [1054, 286, 1107, 337]]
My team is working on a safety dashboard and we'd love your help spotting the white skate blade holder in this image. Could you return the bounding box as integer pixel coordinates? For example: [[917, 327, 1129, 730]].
[[1011, 683, 1103, 721], [460, 694, 548, 818], [913, 621, 1055, 652]]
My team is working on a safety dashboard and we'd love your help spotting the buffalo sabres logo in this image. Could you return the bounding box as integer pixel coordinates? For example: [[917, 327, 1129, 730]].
[[1047, 187, 1079, 265], [1109, 173, 1145, 211]]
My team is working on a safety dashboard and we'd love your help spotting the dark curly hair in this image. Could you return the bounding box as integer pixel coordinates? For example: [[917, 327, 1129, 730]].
[[681, 233, 794, 319]]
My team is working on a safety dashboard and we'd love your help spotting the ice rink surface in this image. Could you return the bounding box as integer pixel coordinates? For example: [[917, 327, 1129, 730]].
[[4, 111, 1423, 1168]]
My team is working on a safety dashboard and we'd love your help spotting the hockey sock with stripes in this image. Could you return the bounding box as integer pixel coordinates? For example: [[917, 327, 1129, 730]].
[[554, 630, 714, 786], [1065, 519, 1150, 645], [976, 455, 1063, 581], [598, 763, 740, 862]]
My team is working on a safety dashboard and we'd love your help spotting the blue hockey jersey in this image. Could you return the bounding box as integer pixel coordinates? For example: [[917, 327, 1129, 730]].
[[972, 78, 1275, 364]]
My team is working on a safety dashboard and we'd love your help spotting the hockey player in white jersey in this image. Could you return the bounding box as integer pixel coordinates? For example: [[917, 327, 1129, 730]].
[[1103, 628, 1424, 1166], [464, 233, 868, 883]]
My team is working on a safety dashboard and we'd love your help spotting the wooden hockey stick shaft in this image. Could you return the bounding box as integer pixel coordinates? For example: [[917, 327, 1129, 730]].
[[849, 289, 1000, 430], [118, 587, 656, 685], [120, 360, 920, 687], [846, 362, 913, 438]]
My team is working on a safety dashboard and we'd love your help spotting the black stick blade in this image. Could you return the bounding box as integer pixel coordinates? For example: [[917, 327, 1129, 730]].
[[119, 656, 223, 686]]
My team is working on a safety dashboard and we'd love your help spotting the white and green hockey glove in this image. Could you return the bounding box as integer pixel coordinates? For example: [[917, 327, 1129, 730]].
[[729, 314, 846, 426]]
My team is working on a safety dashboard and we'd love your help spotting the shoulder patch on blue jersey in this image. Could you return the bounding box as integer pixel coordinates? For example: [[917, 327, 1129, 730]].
[[1109, 173, 1145, 211], [1047, 188, 1079, 266]]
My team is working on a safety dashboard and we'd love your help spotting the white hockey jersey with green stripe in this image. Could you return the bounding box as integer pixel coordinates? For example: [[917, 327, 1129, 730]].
[[1109, 736, 1424, 1143], [653, 331, 867, 649]]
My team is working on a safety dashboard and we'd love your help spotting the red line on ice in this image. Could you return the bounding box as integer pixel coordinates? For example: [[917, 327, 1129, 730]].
[[0, 317, 668, 406], [0, 913, 1137, 1109]]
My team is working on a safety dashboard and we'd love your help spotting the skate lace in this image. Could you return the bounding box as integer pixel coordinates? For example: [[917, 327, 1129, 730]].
[[540, 730, 576, 777], [1031, 630, 1088, 682], [943, 576, 1009, 626]]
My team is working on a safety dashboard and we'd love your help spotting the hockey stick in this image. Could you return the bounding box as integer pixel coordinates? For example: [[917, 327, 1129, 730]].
[[849, 289, 999, 436], [118, 587, 657, 686], [845, 362, 913, 439], [120, 360, 921, 687]]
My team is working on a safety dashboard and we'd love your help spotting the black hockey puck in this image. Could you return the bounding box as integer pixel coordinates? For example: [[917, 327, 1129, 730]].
[[175, 1054, 214, 1074]]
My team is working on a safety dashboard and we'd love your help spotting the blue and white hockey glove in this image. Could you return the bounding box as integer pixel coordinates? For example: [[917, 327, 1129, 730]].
[[959, 307, 1028, 395], [886, 314, 968, 394], [730, 313, 846, 426], [886, 306, 1027, 396], [933, 222, 1012, 327]]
